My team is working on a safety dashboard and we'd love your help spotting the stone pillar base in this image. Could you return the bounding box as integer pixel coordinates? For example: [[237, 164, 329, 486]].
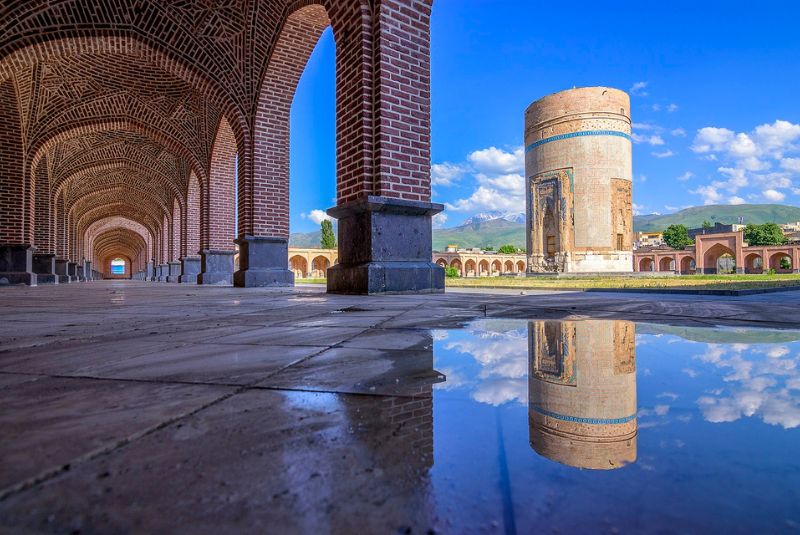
[[234, 236, 294, 288], [167, 261, 182, 283], [0, 244, 38, 286], [33, 253, 58, 284], [55, 260, 71, 283], [156, 264, 168, 282], [325, 197, 444, 295], [179, 256, 200, 283], [198, 250, 235, 286]]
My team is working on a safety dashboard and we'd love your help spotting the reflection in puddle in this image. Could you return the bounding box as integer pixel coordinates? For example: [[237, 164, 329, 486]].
[[529, 320, 637, 469], [429, 319, 800, 532]]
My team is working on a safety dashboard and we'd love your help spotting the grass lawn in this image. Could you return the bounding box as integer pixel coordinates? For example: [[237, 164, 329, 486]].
[[296, 278, 327, 285], [444, 274, 800, 291]]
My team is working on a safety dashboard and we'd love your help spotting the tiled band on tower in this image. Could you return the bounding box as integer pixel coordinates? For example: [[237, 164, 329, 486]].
[[525, 87, 634, 273], [0, 0, 443, 294]]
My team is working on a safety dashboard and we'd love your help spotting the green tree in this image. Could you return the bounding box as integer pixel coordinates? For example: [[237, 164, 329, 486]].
[[444, 266, 460, 278], [498, 244, 519, 254], [702, 220, 713, 230], [320, 219, 336, 249], [483, 246, 494, 251], [662, 224, 693, 250], [743, 223, 787, 246]]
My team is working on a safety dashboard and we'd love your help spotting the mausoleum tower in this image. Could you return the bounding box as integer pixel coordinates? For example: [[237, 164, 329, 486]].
[[528, 320, 637, 470], [525, 87, 633, 273]]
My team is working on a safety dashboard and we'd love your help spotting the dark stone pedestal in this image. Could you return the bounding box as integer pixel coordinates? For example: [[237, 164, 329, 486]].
[[67, 262, 78, 283], [146, 261, 155, 281], [234, 236, 294, 287], [32, 253, 58, 284], [167, 261, 182, 283], [179, 256, 200, 284], [198, 250, 235, 286], [0, 244, 37, 286], [55, 259, 71, 283], [157, 264, 168, 282], [326, 196, 444, 295], [76, 265, 85, 281]]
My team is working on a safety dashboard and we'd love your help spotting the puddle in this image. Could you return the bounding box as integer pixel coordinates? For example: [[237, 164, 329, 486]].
[[428, 319, 800, 533]]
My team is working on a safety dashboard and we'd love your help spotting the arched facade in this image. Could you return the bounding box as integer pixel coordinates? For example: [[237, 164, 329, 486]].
[[632, 231, 800, 275], [0, 0, 441, 295]]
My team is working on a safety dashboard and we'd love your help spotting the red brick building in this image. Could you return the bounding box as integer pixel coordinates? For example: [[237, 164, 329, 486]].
[[0, 0, 443, 294], [633, 232, 800, 274]]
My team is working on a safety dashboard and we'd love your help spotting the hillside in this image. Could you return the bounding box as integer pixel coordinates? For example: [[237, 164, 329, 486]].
[[289, 203, 800, 251], [431, 218, 525, 251], [289, 229, 325, 248], [633, 204, 800, 232]]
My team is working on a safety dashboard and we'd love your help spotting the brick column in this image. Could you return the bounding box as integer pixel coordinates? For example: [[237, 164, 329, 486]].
[[199, 117, 236, 286], [326, 0, 443, 294]]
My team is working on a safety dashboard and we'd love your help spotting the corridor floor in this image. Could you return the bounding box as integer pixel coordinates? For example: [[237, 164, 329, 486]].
[[1, 281, 799, 533]]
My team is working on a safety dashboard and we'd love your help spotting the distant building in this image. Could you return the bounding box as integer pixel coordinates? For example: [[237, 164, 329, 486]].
[[633, 232, 664, 250], [780, 222, 800, 243], [687, 222, 745, 240]]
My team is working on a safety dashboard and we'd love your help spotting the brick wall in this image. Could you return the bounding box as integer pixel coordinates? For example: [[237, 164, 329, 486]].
[[204, 117, 237, 251], [0, 78, 29, 244], [0, 0, 434, 264], [185, 174, 201, 256]]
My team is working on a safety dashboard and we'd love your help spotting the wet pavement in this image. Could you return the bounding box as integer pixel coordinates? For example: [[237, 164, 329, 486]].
[[1, 281, 799, 533]]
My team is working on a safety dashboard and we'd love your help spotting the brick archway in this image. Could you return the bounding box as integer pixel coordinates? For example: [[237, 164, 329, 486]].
[[0, 0, 440, 294]]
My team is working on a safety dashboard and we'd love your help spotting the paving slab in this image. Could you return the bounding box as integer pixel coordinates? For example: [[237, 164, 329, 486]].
[[0, 389, 437, 535], [0, 376, 232, 494], [83, 343, 329, 385], [260, 346, 444, 396]]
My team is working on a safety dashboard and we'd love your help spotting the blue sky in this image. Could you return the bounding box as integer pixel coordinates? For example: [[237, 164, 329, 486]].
[[289, 0, 800, 232]]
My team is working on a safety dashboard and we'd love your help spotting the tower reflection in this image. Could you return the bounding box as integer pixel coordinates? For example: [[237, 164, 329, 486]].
[[528, 320, 637, 469]]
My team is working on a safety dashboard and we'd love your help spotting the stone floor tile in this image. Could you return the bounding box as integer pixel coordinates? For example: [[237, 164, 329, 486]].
[[0, 389, 438, 535], [259, 346, 445, 396], [0, 377, 232, 492], [82, 343, 329, 385]]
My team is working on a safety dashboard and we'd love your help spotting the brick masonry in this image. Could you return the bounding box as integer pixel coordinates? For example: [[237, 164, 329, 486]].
[[0, 0, 434, 283]]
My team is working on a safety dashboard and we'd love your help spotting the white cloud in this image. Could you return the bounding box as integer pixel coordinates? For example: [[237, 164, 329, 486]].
[[441, 146, 526, 214], [633, 122, 659, 131], [781, 158, 800, 173], [671, 128, 687, 137], [652, 150, 675, 158], [687, 119, 800, 204], [632, 133, 665, 146], [468, 146, 524, 175], [763, 189, 786, 202], [652, 104, 661, 112], [432, 212, 448, 228], [753, 120, 800, 158], [302, 209, 332, 225], [690, 184, 722, 205], [692, 127, 735, 153], [431, 162, 465, 186], [630, 81, 649, 96], [677, 171, 694, 181], [667, 103, 679, 113]]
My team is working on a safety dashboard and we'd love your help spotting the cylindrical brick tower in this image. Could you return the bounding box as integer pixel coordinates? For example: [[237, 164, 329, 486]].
[[528, 320, 637, 470], [525, 87, 633, 273]]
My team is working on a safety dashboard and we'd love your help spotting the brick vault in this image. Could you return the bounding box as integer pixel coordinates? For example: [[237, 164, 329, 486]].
[[0, 0, 443, 294]]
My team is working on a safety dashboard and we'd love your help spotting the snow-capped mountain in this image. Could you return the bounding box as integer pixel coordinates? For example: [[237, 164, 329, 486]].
[[462, 211, 525, 225]]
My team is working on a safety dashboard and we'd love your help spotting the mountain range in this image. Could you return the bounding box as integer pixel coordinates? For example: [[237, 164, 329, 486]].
[[289, 203, 800, 251]]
